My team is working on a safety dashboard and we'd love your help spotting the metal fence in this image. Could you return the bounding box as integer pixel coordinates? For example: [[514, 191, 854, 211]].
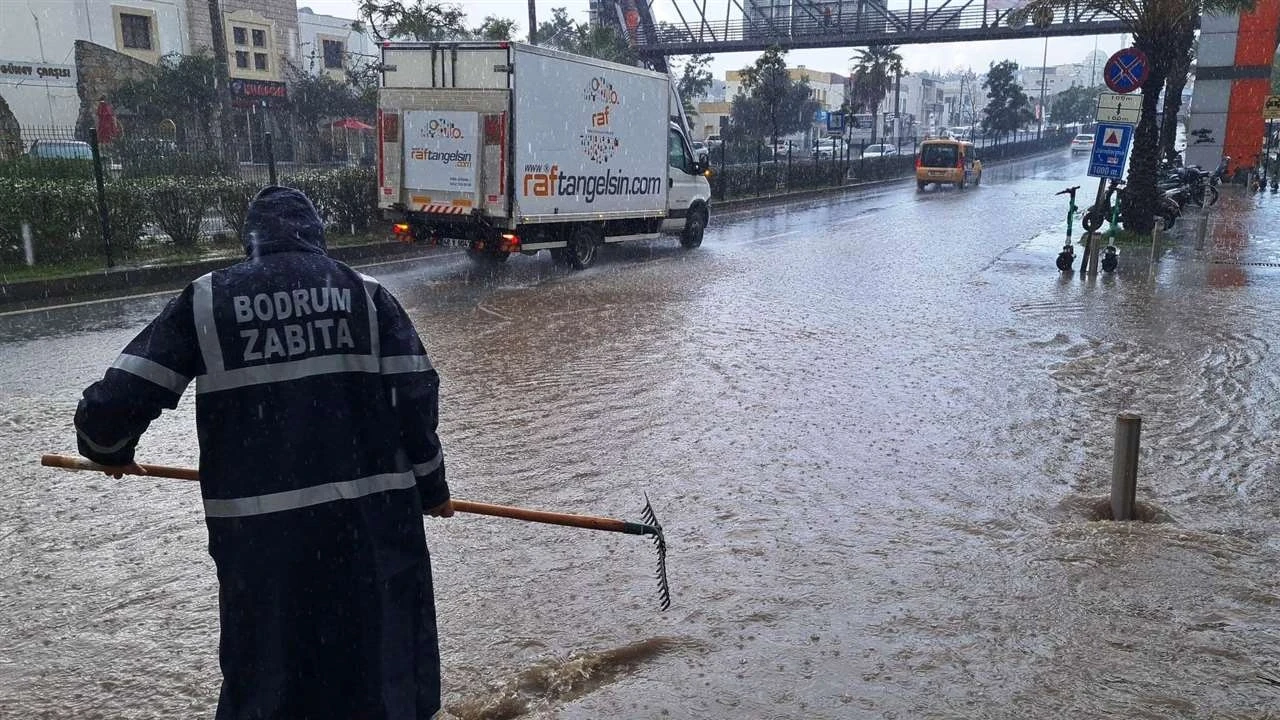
[[709, 128, 1078, 200], [3, 125, 374, 183]]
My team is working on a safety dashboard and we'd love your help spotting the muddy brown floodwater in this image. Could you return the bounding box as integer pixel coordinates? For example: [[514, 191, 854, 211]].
[[2, 153, 1279, 719]]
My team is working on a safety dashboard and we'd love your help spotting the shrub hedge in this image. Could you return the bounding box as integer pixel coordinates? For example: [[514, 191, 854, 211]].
[[0, 166, 379, 269]]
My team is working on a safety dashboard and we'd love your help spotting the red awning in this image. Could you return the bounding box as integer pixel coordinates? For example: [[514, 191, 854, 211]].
[[331, 117, 374, 131]]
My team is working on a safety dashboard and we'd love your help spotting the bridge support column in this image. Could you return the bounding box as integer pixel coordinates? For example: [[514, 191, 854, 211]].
[[1185, 0, 1280, 178]]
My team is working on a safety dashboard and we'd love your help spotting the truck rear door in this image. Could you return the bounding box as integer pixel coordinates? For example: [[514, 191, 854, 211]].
[[378, 44, 512, 220]]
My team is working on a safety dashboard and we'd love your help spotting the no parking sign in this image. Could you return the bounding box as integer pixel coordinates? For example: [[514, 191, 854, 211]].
[[1104, 48, 1149, 94]]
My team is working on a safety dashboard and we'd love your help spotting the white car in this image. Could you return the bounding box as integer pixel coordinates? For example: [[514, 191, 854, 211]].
[[813, 139, 843, 159], [1071, 133, 1093, 154], [861, 143, 900, 159]]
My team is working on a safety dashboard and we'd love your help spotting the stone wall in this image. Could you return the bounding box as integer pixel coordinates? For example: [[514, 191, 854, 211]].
[[0, 94, 21, 160], [74, 41, 159, 136]]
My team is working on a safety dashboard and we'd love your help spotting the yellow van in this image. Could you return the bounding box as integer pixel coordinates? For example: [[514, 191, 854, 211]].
[[916, 139, 982, 190]]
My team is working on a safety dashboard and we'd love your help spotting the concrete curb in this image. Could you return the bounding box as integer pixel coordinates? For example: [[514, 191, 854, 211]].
[[0, 241, 438, 312]]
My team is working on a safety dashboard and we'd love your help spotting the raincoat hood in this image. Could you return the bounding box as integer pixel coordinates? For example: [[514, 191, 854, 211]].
[[243, 185, 327, 257]]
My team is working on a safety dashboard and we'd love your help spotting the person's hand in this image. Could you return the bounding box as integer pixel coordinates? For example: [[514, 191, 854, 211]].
[[425, 499, 454, 518], [103, 461, 147, 479]]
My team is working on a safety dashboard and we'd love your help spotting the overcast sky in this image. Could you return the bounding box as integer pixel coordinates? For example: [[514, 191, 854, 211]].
[[300, 0, 1127, 78]]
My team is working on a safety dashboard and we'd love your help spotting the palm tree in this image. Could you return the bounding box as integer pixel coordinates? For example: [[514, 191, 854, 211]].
[[1021, 0, 1254, 233], [849, 45, 907, 145]]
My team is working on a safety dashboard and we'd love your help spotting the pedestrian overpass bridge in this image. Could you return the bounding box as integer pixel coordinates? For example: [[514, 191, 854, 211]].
[[602, 0, 1129, 68]]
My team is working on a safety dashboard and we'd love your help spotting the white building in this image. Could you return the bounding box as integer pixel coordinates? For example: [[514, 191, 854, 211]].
[[0, 0, 303, 130], [0, 0, 191, 128], [296, 6, 379, 81]]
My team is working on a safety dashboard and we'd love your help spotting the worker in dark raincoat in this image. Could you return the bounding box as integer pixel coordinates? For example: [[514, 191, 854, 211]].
[[74, 186, 452, 719]]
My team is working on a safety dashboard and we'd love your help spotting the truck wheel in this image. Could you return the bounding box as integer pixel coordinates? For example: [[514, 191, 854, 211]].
[[566, 226, 600, 269], [680, 207, 707, 249], [917, 181, 926, 191]]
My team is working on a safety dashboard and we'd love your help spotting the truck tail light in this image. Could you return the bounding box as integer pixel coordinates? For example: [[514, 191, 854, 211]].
[[393, 223, 411, 242], [499, 233, 519, 252]]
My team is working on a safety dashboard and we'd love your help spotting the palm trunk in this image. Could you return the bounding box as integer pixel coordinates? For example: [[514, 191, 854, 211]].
[[1124, 65, 1168, 235], [870, 101, 880, 144], [1123, 34, 1173, 235]]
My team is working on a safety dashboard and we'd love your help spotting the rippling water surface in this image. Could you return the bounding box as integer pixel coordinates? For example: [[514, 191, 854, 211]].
[[3, 153, 1279, 718]]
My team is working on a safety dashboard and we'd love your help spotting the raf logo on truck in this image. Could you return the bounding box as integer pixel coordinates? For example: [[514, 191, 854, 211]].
[[581, 76, 622, 164], [409, 147, 472, 167], [420, 117, 465, 139]]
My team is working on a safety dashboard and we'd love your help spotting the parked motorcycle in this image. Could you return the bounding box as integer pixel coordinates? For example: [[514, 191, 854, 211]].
[[1081, 179, 1180, 233]]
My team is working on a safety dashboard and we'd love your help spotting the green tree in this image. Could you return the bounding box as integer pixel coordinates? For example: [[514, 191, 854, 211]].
[[729, 46, 819, 148], [1022, 0, 1255, 233], [357, 0, 469, 41], [980, 60, 1034, 140], [848, 45, 907, 144], [535, 7, 581, 50], [535, 7, 637, 64], [1050, 85, 1104, 125], [112, 51, 219, 144], [475, 15, 518, 40], [676, 53, 715, 121], [284, 61, 373, 130]]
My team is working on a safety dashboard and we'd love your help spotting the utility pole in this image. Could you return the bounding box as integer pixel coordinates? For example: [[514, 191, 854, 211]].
[[1038, 35, 1049, 139], [893, 69, 901, 146], [208, 0, 238, 174], [528, 0, 538, 45]]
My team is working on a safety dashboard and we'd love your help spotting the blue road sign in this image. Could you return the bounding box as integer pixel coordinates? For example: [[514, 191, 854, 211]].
[[1088, 123, 1133, 179], [1104, 48, 1149, 94], [814, 110, 829, 123], [826, 111, 845, 132]]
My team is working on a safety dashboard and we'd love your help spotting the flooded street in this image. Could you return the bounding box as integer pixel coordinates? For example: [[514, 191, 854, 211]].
[[3, 150, 1280, 718]]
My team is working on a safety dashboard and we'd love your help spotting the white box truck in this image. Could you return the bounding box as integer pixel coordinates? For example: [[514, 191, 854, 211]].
[[377, 41, 712, 269]]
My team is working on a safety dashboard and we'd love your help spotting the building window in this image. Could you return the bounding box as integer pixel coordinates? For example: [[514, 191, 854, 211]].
[[233, 27, 247, 45], [235, 51, 249, 69], [254, 53, 268, 71], [322, 39, 344, 69], [120, 13, 152, 50], [252, 29, 266, 47]]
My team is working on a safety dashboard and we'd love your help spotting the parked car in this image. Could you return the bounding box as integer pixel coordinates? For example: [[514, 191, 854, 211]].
[[814, 139, 843, 159], [705, 134, 723, 149], [1070, 133, 1094, 155], [26, 139, 123, 174], [861, 143, 900, 159], [27, 139, 93, 160]]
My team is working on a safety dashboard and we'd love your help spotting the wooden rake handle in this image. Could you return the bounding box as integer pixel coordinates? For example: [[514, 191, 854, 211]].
[[39, 454, 655, 536]]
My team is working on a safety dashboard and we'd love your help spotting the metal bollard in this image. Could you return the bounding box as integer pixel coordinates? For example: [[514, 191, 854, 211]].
[[1111, 414, 1141, 521], [22, 222, 34, 266]]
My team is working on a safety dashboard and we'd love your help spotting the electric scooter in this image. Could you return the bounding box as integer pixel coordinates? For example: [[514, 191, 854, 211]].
[[1055, 185, 1080, 272]]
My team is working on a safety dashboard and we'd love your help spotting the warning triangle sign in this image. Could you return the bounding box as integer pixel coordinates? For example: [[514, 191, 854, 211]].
[[1102, 130, 1123, 148]]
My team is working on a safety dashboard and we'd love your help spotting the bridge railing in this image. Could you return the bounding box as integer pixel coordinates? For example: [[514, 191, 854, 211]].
[[636, 0, 1126, 52]]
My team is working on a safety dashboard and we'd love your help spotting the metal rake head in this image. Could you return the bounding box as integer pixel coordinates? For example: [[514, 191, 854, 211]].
[[640, 494, 671, 611]]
